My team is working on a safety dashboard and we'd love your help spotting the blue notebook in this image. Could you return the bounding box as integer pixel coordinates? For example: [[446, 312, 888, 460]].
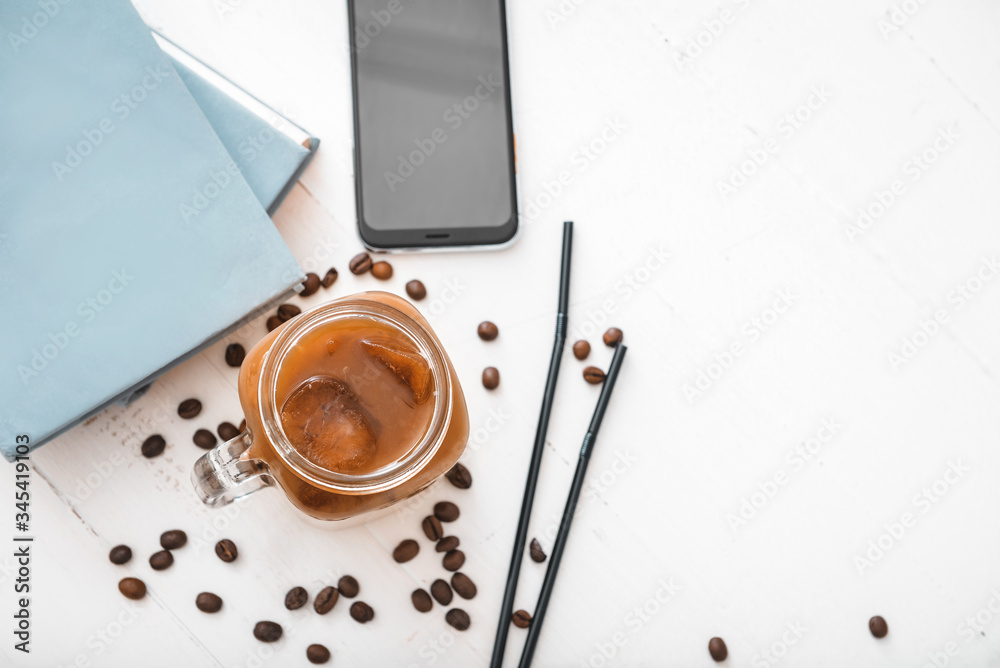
[[0, 0, 313, 458]]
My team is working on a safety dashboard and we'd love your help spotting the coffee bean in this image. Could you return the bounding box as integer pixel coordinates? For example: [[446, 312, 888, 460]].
[[371, 261, 393, 280], [285, 586, 308, 610], [869, 615, 888, 639], [215, 539, 238, 562], [422, 515, 444, 541], [266, 315, 282, 332], [406, 280, 426, 300], [412, 588, 433, 612], [572, 340, 590, 360], [178, 398, 202, 419], [140, 434, 166, 458], [338, 575, 360, 598], [442, 549, 465, 572], [218, 421, 240, 441], [109, 545, 132, 565], [196, 592, 223, 613], [482, 367, 500, 390], [445, 608, 470, 631], [322, 267, 339, 288], [253, 621, 283, 642], [451, 572, 477, 600], [118, 577, 146, 600], [149, 550, 173, 571], [225, 343, 246, 367], [436, 536, 459, 553], [349, 601, 375, 623], [512, 610, 531, 629], [603, 327, 623, 347], [277, 303, 301, 323], [306, 644, 331, 664], [349, 252, 373, 275], [434, 501, 460, 523], [160, 530, 187, 550], [193, 429, 217, 450], [477, 321, 498, 341], [445, 463, 472, 489], [301, 272, 321, 297], [393, 539, 419, 563], [529, 538, 546, 563], [430, 579, 453, 605], [708, 637, 728, 661], [583, 366, 606, 384], [314, 586, 339, 614]]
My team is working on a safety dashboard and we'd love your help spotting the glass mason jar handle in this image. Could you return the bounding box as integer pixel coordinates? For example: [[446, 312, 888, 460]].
[[191, 429, 273, 507]]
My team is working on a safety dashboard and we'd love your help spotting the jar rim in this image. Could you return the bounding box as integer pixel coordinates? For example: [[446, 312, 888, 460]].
[[257, 294, 452, 494]]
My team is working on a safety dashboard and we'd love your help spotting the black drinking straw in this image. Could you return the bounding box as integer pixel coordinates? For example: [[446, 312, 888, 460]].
[[518, 343, 627, 668], [490, 221, 573, 668]]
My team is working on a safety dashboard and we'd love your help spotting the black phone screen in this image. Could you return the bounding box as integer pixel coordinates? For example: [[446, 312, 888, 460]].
[[349, 0, 517, 248]]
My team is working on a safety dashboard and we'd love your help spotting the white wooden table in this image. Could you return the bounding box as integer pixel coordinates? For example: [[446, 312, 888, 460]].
[[9, 1, 1000, 666]]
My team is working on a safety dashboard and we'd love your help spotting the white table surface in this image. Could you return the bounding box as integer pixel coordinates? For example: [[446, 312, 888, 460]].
[[9, 0, 1000, 666]]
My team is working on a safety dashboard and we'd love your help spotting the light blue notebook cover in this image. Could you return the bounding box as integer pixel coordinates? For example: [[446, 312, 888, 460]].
[[0, 0, 307, 458]]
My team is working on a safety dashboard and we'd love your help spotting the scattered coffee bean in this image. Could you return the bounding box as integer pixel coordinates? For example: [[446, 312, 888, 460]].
[[118, 577, 146, 600], [149, 550, 174, 571], [301, 272, 321, 297], [160, 530, 187, 550], [218, 421, 240, 441], [193, 429, 217, 450], [215, 539, 238, 562], [445, 608, 470, 631], [277, 303, 301, 323], [869, 615, 888, 639], [583, 366, 606, 384], [141, 434, 166, 458], [406, 280, 426, 300], [178, 398, 202, 419], [285, 586, 308, 610], [225, 343, 246, 367], [266, 315, 283, 332], [430, 579, 453, 605], [442, 549, 465, 572], [109, 545, 132, 565], [512, 610, 531, 629], [338, 575, 360, 598], [412, 588, 433, 612], [477, 321, 498, 341], [253, 621, 283, 642], [529, 538, 546, 563], [434, 501, 460, 523], [321, 267, 339, 288], [572, 340, 591, 360], [603, 327, 623, 347], [422, 515, 444, 541], [196, 592, 223, 613], [350, 601, 375, 623], [708, 637, 728, 662], [314, 586, 340, 614], [306, 644, 331, 664], [451, 572, 477, 600], [436, 536, 459, 553], [371, 261, 393, 280], [482, 367, 500, 390], [393, 539, 420, 563], [445, 463, 472, 489], [349, 252, 373, 275]]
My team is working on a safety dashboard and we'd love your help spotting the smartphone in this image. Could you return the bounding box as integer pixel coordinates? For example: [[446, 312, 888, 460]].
[[347, 0, 518, 250]]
